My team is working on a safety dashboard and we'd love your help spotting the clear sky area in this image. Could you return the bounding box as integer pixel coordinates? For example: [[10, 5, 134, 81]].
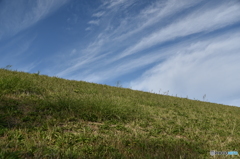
[[0, 0, 240, 107]]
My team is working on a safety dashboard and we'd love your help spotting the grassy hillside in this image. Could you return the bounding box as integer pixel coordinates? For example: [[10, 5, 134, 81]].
[[0, 68, 239, 159]]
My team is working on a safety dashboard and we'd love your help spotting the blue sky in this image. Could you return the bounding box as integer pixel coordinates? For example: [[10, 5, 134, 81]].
[[1, 0, 240, 107]]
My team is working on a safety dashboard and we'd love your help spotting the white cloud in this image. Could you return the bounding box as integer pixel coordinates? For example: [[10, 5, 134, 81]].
[[130, 31, 240, 107], [113, 0, 202, 41], [88, 20, 99, 25], [85, 27, 91, 31], [18, 61, 41, 73], [0, 0, 69, 40], [56, 47, 110, 78], [75, 50, 170, 83], [92, 11, 105, 17], [70, 49, 77, 56], [117, 1, 240, 60], [103, 0, 129, 9], [79, 0, 202, 68], [0, 35, 36, 64]]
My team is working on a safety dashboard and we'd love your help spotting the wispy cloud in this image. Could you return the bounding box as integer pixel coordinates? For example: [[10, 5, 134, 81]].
[[0, 0, 69, 40], [60, 0, 199, 77], [70, 47, 172, 83], [18, 61, 42, 73], [103, 0, 131, 9], [88, 20, 99, 25], [0, 34, 36, 59], [116, 0, 240, 60], [111, 0, 203, 41], [92, 11, 105, 17], [0, 33, 39, 72], [130, 30, 240, 106], [71, 28, 240, 87]]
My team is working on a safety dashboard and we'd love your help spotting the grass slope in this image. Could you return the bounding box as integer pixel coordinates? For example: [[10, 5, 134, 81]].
[[0, 68, 239, 159]]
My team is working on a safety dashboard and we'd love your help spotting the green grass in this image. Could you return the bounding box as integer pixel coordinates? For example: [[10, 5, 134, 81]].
[[0, 68, 239, 159]]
